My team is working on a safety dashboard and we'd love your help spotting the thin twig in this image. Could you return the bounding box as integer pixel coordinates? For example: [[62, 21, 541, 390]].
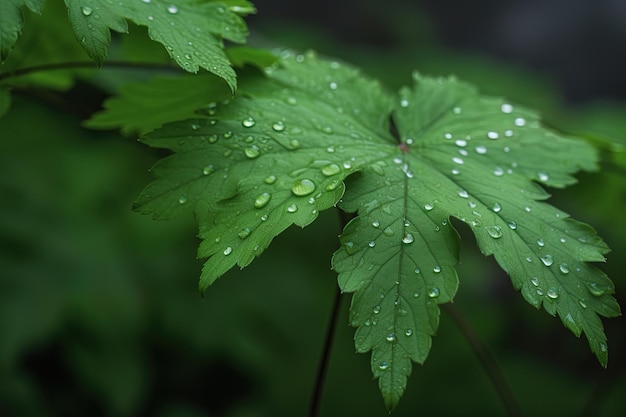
[[0, 60, 180, 81], [443, 303, 522, 417]]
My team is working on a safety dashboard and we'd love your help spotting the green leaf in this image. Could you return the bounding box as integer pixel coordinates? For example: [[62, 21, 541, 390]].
[[64, 0, 254, 91], [136, 52, 621, 408], [85, 74, 232, 136], [0, 87, 11, 118], [0, 0, 44, 63]]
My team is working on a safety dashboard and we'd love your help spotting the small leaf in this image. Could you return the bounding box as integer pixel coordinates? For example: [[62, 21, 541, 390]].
[[64, 0, 254, 90], [0, 0, 44, 63]]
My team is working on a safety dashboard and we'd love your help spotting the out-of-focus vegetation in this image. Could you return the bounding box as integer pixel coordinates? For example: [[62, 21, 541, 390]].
[[1, 1, 625, 416]]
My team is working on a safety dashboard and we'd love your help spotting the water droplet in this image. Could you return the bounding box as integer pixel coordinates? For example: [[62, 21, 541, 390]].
[[272, 121, 285, 132], [524, 206, 532, 213], [386, 333, 396, 342], [493, 167, 504, 176], [289, 139, 300, 149], [530, 277, 540, 287], [427, 287, 440, 298], [322, 126, 333, 134], [515, 117, 526, 127], [321, 163, 341, 176], [178, 195, 187, 204], [540, 254, 554, 266], [286, 97, 297, 105], [202, 164, 215, 175], [378, 361, 389, 370], [587, 283, 606, 297], [238, 228, 252, 239], [291, 179, 316, 196], [508, 221, 517, 230], [536, 288, 544, 296], [525, 256, 532, 263], [504, 130, 513, 137], [368, 241, 376, 248], [501, 103, 513, 113], [326, 145, 335, 153], [223, 130, 233, 139], [455, 139, 467, 147], [402, 234, 414, 244], [487, 131, 499, 139], [166, 4, 178, 14], [559, 263, 570, 274], [81, 6, 93, 16], [223, 247, 232, 255], [452, 157, 464, 165], [453, 107, 462, 114], [254, 192, 271, 208], [547, 287, 559, 299], [242, 117, 256, 128], [325, 179, 341, 191], [286, 203, 298, 213], [491, 203, 502, 213], [537, 239, 545, 247], [433, 265, 441, 273], [383, 227, 394, 237], [329, 82, 338, 90], [486, 225, 503, 239], [264, 175, 277, 184], [244, 146, 260, 159], [373, 305, 381, 314], [458, 190, 469, 198], [444, 133, 453, 139], [538, 172, 549, 182], [475, 145, 487, 154], [424, 203, 434, 211], [400, 99, 409, 107], [405, 329, 413, 336], [579, 299, 587, 308], [412, 291, 419, 298]]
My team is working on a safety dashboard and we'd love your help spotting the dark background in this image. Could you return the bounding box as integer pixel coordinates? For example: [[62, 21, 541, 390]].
[[1, 1, 625, 416]]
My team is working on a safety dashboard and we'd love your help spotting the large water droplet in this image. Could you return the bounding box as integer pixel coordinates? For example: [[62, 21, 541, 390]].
[[424, 203, 434, 211], [244, 146, 260, 159], [540, 254, 554, 266], [559, 263, 570, 274], [428, 287, 440, 298], [81, 6, 93, 16], [547, 287, 559, 299], [491, 203, 502, 213], [254, 192, 271, 208], [402, 233, 414, 244], [321, 163, 341, 176], [272, 121, 285, 132], [292, 179, 316, 196], [486, 225, 503, 239], [378, 361, 389, 370], [372, 220, 380, 228], [166, 4, 179, 14], [242, 117, 256, 128], [433, 265, 441, 273]]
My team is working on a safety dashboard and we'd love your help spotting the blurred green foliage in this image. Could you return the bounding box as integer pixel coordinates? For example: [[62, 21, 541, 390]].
[[1, 1, 625, 416]]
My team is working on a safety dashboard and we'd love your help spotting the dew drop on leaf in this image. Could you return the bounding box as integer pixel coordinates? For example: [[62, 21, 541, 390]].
[[383, 227, 394, 237], [272, 121, 285, 132], [501, 103, 514, 113], [321, 163, 341, 176], [166, 4, 178, 14], [433, 265, 441, 273], [291, 179, 316, 196], [452, 157, 464, 165], [238, 228, 252, 239], [424, 203, 434, 211], [242, 117, 256, 128], [559, 263, 570, 274], [286, 203, 298, 213], [400, 99, 409, 107], [378, 361, 389, 370], [475, 145, 487, 154], [372, 220, 380, 228], [540, 254, 554, 266], [428, 287, 440, 298], [178, 195, 187, 204], [491, 202, 502, 213], [264, 175, 277, 184], [507, 221, 517, 230], [368, 241, 376, 248], [457, 190, 469, 198], [244, 146, 260, 159], [493, 167, 504, 176], [537, 238, 545, 247], [402, 233, 414, 244], [254, 192, 271, 208], [373, 305, 381, 314], [81, 6, 93, 16], [223, 247, 232, 255], [386, 333, 396, 342], [515, 117, 526, 126], [538, 172, 549, 182], [487, 131, 499, 139], [486, 225, 503, 239], [547, 287, 559, 299], [531, 277, 540, 287], [405, 329, 413, 336], [202, 164, 215, 175]]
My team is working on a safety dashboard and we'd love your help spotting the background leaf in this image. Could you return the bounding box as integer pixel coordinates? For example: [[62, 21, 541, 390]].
[[0, 0, 44, 63], [63, 0, 253, 90]]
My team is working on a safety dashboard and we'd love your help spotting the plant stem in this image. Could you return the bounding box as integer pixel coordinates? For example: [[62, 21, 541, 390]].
[[443, 303, 522, 417], [307, 210, 352, 417], [0, 61, 180, 81]]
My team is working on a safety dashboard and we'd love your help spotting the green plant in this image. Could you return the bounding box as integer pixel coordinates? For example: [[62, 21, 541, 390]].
[[1, 1, 622, 414]]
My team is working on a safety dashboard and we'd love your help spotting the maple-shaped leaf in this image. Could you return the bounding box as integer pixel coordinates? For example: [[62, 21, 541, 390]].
[[0, 0, 44, 63], [64, 0, 254, 90], [136, 51, 620, 409]]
